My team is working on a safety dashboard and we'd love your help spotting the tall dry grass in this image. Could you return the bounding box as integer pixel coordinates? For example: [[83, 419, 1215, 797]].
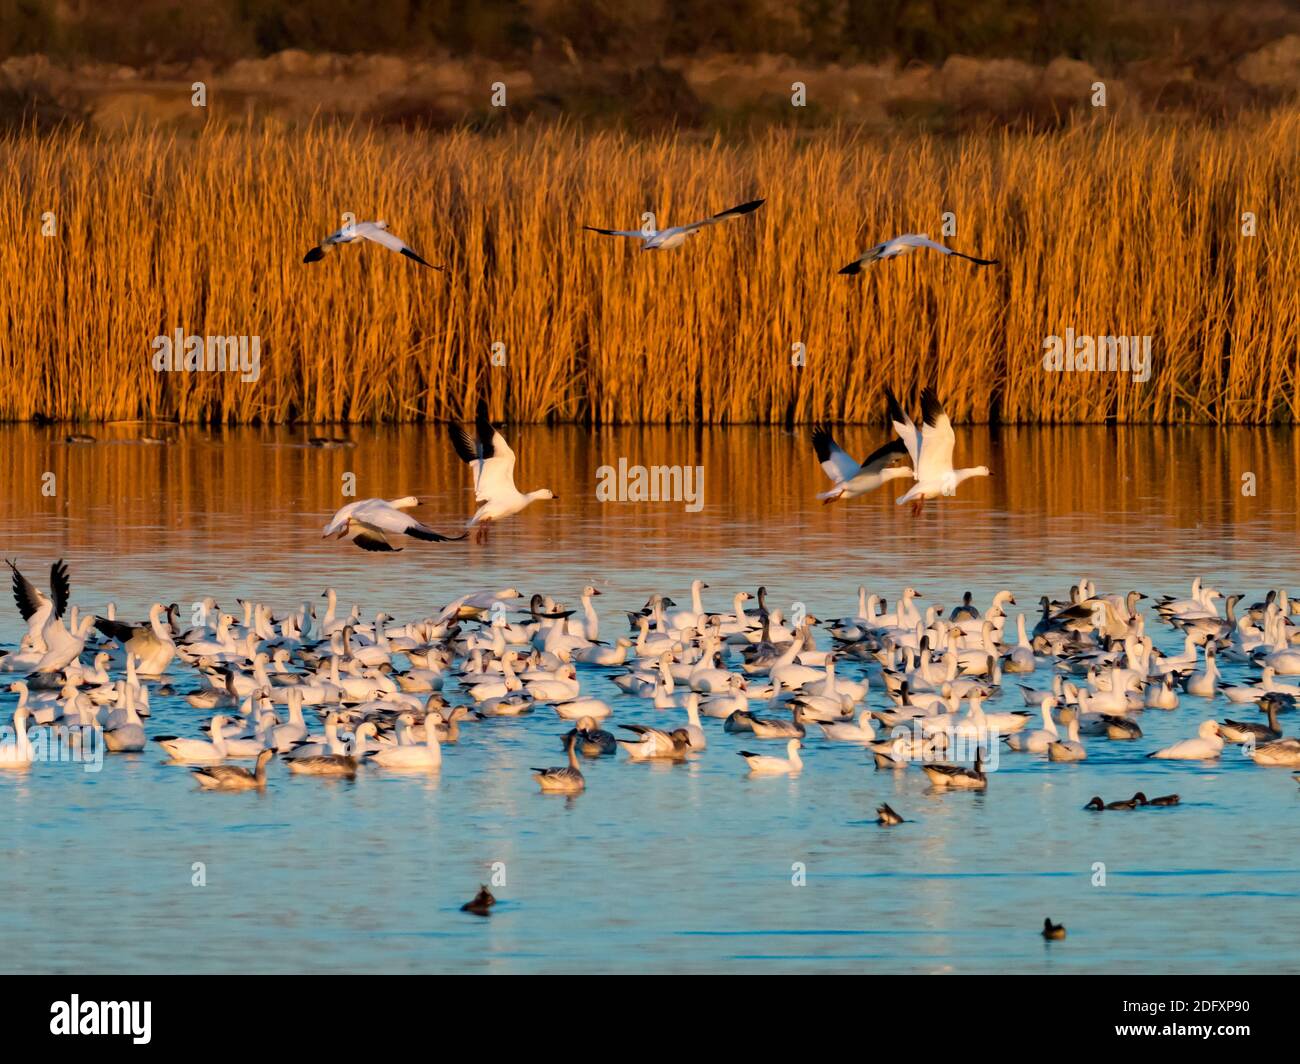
[[0, 114, 1296, 424]]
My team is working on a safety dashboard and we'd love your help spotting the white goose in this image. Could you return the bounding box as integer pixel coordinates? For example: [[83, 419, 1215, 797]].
[[302, 220, 439, 268], [1004, 697, 1060, 753], [153, 715, 229, 764], [0, 704, 34, 768], [887, 387, 991, 514], [366, 716, 441, 770], [1148, 720, 1223, 760], [449, 399, 556, 543], [838, 233, 997, 274], [810, 425, 912, 502], [738, 738, 803, 775], [322, 497, 464, 553], [583, 198, 763, 251]]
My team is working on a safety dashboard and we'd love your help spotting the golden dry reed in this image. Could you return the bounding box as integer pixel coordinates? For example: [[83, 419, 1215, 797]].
[[0, 115, 1296, 425]]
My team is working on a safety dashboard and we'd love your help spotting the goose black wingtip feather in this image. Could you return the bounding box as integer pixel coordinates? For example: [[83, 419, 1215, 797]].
[[919, 387, 944, 427], [400, 247, 436, 269], [810, 425, 835, 463], [302, 246, 325, 263], [883, 386, 907, 426]]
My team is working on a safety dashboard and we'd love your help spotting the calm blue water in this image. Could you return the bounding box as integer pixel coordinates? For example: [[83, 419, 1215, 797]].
[[0, 424, 1297, 973]]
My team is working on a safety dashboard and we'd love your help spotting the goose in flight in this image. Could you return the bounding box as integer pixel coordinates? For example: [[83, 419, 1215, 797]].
[[811, 426, 912, 503], [584, 198, 763, 251], [322, 497, 465, 553], [449, 399, 556, 543], [5, 559, 70, 656], [839, 233, 997, 274], [886, 387, 990, 515], [302, 220, 439, 269]]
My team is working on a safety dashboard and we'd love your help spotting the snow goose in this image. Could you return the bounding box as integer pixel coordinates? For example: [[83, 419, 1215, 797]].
[[302, 220, 439, 268], [322, 497, 464, 552], [887, 388, 991, 515], [103, 681, 146, 753], [618, 724, 692, 761], [818, 710, 876, 743], [32, 614, 96, 674], [574, 637, 633, 666], [838, 233, 997, 273], [93, 603, 176, 675], [680, 694, 708, 750], [810, 425, 911, 502], [1144, 675, 1180, 710], [1181, 644, 1220, 698], [0, 704, 34, 768], [1148, 720, 1223, 760], [193, 748, 275, 791], [667, 580, 713, 632], [1002, 614, 1037, 673], [553, 696, 613, 721], [4, 558, 70, 661], [449, 399, 556, 542], [738, 738, 803, 775], [366, 713, 441, 770], [531, 735, 586, 793], [583, 198, 763, 251], [153, 715, 229, 764]]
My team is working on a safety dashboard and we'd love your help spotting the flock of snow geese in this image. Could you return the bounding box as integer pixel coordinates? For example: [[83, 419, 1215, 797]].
[[324, 385, 990, 549], [2, 560, 1298, 822]]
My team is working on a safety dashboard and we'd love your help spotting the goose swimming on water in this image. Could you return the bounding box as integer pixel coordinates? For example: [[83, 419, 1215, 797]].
[[531, 734, 586, 793], [192, 748, 274, 791]]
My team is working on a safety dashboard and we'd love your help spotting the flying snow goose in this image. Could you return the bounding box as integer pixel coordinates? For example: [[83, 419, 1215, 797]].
[[811, 426, 912, 503], [93, 603, 177, 675], [6, 558, 70, 653], [838, 233, 997, 274], [322, 496, 465, 553], [302, 220, 439, 268], [449, 399, 556, 542], [887, 387, 991, 515], [583, 198, 763, 251]]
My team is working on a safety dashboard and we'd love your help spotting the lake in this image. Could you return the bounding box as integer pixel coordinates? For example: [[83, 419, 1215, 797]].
[[0, 422, 1297, 973]]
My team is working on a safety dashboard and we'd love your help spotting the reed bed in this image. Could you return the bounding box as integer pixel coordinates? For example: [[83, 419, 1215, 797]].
[[0, 115, 1296, 424]]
